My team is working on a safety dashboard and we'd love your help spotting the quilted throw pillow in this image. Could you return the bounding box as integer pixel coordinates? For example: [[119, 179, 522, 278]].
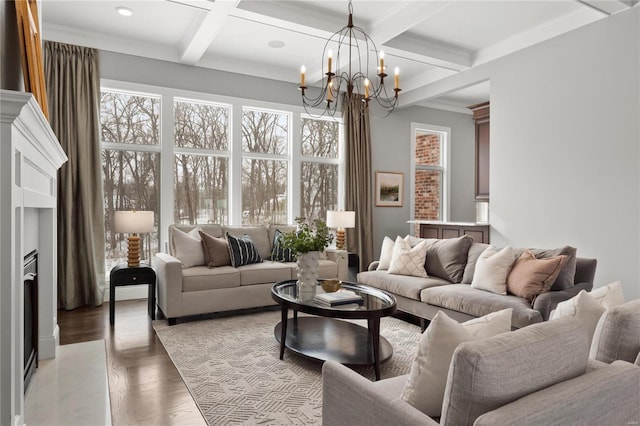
[[270, 229, 296, 262], [387, 236, 428, 278], [226, 232, 263, 267]]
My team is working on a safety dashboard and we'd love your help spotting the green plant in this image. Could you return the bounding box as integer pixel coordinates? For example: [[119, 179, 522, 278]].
[[280, 217, 334, 254]]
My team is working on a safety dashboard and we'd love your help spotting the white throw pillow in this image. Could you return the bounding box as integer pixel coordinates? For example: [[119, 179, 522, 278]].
[[401, 309, 513, 417], [172, 227, 205, 268], [377, 236, 396, 270], [589, 281, 625, 309], [550, 282, 625, 343], [387, 237, 428, 278], [470, 246, 515, 295]]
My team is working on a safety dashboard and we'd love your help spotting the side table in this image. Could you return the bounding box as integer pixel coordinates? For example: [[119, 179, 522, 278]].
[[109, 263, 156, 326]]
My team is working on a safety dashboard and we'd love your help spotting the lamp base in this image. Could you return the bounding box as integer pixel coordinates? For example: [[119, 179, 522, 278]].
[[127, 234, 141, 267], [335, 229, 346, 251]]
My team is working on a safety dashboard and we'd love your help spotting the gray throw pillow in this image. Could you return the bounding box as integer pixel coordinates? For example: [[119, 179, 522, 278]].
[[424, 235, 474, 283]]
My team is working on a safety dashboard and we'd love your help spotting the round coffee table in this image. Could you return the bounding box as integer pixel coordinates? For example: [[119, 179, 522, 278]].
[[271, 280, 397, 380]]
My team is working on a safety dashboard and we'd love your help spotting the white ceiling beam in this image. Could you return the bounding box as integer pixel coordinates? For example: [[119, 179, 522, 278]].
[[179, 0, 241, 65]]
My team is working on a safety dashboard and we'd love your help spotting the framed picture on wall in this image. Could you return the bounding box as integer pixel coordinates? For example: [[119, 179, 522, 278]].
[[375, 171, 404, 207]]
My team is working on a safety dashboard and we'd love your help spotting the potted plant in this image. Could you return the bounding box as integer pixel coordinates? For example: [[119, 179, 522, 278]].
[[280, 217, 334, 300]]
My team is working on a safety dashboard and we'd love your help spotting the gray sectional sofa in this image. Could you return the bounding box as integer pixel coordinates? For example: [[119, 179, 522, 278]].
[[357, 235, 597, 329], [154, 224, 348, 324]]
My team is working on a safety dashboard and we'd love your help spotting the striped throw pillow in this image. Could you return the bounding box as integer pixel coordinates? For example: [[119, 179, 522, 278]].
[[226, 232, 262, 267], [271, 229, 296, 262]]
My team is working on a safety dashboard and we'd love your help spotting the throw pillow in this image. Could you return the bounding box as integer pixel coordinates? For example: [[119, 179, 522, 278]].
[[514, 246, 577, 290], [401, 309, 513, 417], [270, 229, 296, 262], [470, 246, 516, 295], [589, 281, 625, 309], [376, 236, 396, 270], [424, 235, 474, 283], [549, 290, 606, 343], [199, 230, 231, 268], [172, 227, 205, 268], [387, 237, 428, 278], [226, 232, 263, 267], [506, 250, 567, 302]]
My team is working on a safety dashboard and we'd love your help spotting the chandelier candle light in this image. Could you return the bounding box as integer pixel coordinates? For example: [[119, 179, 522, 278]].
[[326, 210, 356, 251], [114, 210, 154, 267], [299, 0, 400, 117]]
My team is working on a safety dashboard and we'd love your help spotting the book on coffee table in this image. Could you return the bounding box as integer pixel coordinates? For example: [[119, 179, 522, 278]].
[[314, 290, 363, 306]]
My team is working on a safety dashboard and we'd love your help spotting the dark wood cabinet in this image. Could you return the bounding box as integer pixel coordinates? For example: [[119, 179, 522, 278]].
[[469, 101, 490, 201], [419, 222, 490, 243]]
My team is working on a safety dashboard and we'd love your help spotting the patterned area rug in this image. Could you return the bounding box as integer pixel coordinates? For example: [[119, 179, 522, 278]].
[[153, 309, 421, 425]]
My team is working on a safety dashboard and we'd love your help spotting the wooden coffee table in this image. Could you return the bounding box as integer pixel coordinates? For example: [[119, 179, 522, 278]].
[[271, 280, 397, 380]]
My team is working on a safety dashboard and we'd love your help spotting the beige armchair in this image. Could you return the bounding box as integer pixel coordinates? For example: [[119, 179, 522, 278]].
[[322, 317, 640, 426]]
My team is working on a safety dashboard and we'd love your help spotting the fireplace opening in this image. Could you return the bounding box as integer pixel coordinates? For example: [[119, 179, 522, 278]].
[[24, 250, 38, 391]]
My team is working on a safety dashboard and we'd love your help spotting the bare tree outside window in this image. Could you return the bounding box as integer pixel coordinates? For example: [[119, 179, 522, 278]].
[[301, 117, 339, 220], [241, 108, 289, 224], [101, 90, 160, 273], [174, 99, 230, 224]]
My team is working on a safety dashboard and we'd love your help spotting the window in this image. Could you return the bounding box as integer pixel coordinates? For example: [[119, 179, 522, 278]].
[[300, 117, 340, 221], [174, 98, 230, 224], [101, 89, 160, 273], [241, 108, 289, 224], [411, 124, 449, 235]]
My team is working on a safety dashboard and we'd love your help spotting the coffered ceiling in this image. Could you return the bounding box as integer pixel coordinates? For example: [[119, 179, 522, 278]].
[[41, 0, 637, 113]]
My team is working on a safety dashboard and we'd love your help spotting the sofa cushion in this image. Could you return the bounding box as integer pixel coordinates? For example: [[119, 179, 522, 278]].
[[270, 228, 296, 262], [223, 226, 271, 260], [170, 224, 222, 255], [590, 299, 640, 364], [421, 284, 543, 329], [182, 266, 240, 292], [267, 224, 297, 250], [172, 227, 205, 268], [317, 259, 339, 279], [514, 246, 577, 290], [199, 231, 231, 267], [237, 261, 293, 286], [388, 237, 428, 277], [462, 242, 491, 284], [226, 233, 263, 267], [506, 250, 567, 302], [407, 235, 473, 283], [376, 236, 396, 270], [440, 317, 589, 426], [357, 270, 449, 301], [471, 246, 515, 295], [401, 309, 513, 417]]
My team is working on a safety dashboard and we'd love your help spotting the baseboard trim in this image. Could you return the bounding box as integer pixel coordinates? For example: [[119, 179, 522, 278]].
[[39, 325, 58, 360]]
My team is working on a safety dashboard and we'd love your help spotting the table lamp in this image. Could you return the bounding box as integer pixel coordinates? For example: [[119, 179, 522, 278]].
[[114, 210, 154, 267], [326, 210, 355, 250]]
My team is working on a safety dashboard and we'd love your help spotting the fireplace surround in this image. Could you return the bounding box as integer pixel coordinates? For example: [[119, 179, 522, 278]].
[[0, 90, 67, 425]]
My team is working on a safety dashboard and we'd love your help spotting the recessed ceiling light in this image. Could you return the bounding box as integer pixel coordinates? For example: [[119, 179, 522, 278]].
[[116, 6, 133, 17], [268, 40, 285, 49]]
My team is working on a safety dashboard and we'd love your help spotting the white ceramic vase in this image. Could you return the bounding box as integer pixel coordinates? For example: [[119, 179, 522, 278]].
[[296, 251, 320, 301]]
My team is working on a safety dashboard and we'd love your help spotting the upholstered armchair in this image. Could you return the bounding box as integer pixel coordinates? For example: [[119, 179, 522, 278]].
[[322, 317, 640, 426]]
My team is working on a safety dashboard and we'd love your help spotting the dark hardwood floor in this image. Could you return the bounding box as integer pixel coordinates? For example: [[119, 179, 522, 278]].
[[58, 300, 206, 426]]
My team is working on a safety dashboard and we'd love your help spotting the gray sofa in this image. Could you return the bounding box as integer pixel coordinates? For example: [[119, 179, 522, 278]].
[[322, 317, 640, 426], [358, 235, 597, 329], [154, 224, 348, 324]]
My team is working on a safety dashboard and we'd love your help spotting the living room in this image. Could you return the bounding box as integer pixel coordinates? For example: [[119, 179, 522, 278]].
[[1, 1, 639, 425]]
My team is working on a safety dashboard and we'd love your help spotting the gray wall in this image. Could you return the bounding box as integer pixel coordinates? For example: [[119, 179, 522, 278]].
[[99, 49, 477, 258], [488, 7, 639, 299], [1, 0, 24, 91]]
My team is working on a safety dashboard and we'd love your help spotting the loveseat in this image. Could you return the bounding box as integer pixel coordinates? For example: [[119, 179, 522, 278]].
[[322, 317, 640, 426], [357, 235, 597, 329], [154, 224, 348, 324]]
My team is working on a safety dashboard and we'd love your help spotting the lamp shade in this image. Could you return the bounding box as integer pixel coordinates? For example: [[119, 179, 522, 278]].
[[114, 211, 154, 234], [326, 210, 355, 229]]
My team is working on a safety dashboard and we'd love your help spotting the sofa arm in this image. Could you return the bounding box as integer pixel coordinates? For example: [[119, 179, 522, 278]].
[[322, 361, 435, 426], [153, 253, 183, 321], [533, 282, 591, 321], [368, 261, 380, 271], [325, 249, 349, 281], [475, 360, 640, 426]]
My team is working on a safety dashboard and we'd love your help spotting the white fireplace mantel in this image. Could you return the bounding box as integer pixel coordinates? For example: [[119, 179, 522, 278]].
[[0, 90, 67, 426]]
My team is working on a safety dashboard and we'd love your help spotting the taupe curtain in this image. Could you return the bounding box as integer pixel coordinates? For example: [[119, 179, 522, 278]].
[[343, 95, 374, 269], [44, 41, 105, 309]]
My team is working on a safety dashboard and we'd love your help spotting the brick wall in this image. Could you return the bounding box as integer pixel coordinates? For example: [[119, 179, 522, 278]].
[[414, 134, 441, 234]]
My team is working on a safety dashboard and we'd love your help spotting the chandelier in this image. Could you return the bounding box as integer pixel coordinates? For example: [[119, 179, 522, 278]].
[[299, 0, 400, 118]]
